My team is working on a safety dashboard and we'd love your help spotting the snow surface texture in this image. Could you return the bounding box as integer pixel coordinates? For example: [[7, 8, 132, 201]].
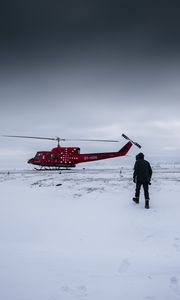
[[0, 164, 180, 300]]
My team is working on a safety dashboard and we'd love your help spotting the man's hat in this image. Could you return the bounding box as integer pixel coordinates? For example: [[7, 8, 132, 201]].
[[136, 152, 144, 159]]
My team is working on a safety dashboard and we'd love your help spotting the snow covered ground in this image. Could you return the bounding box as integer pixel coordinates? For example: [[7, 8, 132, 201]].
[[0, 163, 180, 300]]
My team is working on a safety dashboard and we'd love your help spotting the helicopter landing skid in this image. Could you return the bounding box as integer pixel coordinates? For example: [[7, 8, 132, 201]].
[[34, 167, 73, 171]]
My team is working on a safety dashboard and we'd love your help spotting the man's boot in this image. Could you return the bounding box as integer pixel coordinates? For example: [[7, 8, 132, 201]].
[[145, 199, 150, 209], [133, 197, 139, 204]]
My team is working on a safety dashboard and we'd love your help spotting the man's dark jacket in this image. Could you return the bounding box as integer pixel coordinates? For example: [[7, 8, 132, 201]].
[[133, 155, 152, 184]]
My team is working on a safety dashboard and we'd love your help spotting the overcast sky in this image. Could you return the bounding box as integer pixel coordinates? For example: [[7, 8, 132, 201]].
[[1, 0, 180, 167]]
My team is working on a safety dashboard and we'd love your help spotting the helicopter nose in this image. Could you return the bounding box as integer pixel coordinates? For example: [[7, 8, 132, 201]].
[[28, 158, 33, 164]]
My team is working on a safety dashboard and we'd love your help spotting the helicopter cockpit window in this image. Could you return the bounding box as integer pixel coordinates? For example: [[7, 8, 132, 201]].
[[35, 153, 42, 158]]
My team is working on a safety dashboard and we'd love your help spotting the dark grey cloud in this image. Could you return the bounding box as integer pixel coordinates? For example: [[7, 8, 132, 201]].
[[1, 0, 180, 54]]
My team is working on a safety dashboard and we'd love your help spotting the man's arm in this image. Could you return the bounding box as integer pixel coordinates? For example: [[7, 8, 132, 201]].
[[148, 163, 152, 180]]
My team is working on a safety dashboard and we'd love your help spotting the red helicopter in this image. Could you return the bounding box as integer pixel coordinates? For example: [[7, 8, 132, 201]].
[[3, 134, 141, 170]]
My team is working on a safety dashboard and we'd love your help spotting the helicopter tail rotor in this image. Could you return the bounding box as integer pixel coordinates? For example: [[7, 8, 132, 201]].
[[122, 133, 141, 148]]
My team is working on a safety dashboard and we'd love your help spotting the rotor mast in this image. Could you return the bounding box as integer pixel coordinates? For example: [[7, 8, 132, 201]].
[[57, 137, 60, 147]]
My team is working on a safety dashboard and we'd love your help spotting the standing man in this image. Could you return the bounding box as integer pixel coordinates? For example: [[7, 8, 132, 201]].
[[133, 153, 152, 209]]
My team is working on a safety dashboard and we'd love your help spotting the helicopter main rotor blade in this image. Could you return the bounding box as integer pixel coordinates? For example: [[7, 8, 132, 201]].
[[2, 135, 58, 141], [3, 134, 141, 146], [65, 139, 119, 142], [2, 135, 119, 143]]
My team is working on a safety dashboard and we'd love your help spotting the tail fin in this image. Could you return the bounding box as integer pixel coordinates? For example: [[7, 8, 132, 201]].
[[119, 141, 133, 155]]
